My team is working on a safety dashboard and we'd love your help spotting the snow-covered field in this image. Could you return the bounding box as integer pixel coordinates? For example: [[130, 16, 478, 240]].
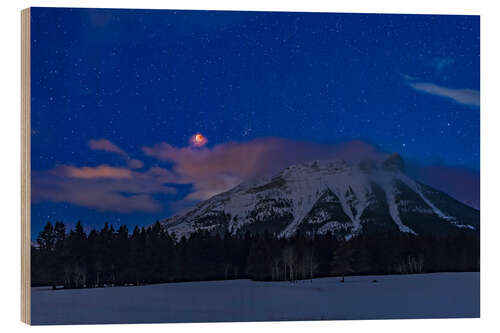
[[31, 272, 479, 325]]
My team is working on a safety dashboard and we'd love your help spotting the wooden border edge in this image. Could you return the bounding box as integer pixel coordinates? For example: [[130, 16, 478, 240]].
[[21, 7, 31, 325]]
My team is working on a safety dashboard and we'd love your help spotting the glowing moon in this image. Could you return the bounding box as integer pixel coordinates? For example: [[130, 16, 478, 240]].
[[190, 133, 208, 147]]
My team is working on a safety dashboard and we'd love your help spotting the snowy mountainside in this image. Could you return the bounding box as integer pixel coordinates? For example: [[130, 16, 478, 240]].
[[160, 154, 479, 240]]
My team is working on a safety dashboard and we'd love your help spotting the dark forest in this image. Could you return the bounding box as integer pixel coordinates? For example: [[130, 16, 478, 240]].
[[32, 221, 479, 289]]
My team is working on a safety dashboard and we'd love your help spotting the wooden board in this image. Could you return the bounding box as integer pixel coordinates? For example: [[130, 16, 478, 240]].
[[21, 7, 31, 325]]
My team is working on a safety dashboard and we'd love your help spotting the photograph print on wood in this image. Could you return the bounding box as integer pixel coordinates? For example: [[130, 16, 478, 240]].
[[21, 7, 480, 325]]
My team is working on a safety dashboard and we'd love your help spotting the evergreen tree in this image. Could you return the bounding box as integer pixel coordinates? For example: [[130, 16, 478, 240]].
[[37, 222, 55, 252], [31, 220, 480, 288], [246, 234, 272, 280]]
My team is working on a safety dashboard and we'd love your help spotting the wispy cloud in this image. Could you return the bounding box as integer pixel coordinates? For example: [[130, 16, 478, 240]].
[[431, 56, 455, 72], [89, 138, 127, 156], [408, 82, 479, 107], [33, 137, 479, 214], [143, 138, 381, 201], [127, 159, 144, 169], [50, 165, 134, 180], [32, 139, 174, 213], [33, 165, 177, 213], [89, 138, 144, 169]]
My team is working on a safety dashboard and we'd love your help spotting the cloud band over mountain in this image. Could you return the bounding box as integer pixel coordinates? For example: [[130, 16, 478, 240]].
[[32, 138, 480, 214]]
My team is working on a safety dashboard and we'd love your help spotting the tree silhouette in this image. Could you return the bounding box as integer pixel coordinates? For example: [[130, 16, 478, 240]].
[[31, 221, 480, 289]]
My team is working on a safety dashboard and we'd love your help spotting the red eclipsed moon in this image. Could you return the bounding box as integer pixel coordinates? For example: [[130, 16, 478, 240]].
[[190, 133, 208, 147]]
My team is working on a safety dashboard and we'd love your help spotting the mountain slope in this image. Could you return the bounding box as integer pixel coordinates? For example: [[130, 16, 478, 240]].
[[160, 154, 479, 240]]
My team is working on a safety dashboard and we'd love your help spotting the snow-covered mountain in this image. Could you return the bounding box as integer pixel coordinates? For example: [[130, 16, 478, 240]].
[[160, 153, 479, 240]]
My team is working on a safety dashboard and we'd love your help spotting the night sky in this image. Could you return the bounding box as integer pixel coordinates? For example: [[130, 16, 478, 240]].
[[30, 8, 480, 238]]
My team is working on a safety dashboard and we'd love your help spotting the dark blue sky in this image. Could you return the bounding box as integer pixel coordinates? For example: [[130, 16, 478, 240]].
[[30, 8, 480, 238]]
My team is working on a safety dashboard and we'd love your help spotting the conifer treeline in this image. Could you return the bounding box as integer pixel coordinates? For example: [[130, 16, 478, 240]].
[[31, 221, 479, 289]]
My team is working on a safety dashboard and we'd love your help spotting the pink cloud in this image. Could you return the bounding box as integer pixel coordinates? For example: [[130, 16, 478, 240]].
[[51, 165, 133, 179], [33, 165, 177, 213], [142, 138, 381, 201], [143, 138, 479, 211], [33, 136, 479, 214], [89, 138, 144, 169], [89, 138, 127, 156], [31, 138, 172, 213], [127, 159, 144, 169]]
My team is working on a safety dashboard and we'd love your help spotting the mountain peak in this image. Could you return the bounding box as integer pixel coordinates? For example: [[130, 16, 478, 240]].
[[160, 153, 478, 240], [281, 151, 405, 177], [382, 153, 405, 172]]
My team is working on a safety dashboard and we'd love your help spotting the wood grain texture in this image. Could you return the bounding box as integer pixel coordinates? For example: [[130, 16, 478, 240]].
[[21, 7, 31, 325]]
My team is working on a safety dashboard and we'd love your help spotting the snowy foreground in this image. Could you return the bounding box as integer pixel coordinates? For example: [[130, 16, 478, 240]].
[[31, 272, 479, 325]]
